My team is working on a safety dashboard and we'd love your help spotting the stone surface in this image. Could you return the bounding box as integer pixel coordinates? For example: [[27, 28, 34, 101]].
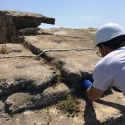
[[24, 28, 100, 84], [5, 83, 71, 114], [0, 28, 125, 125], [0, 109, 49, 125], [48, 107, 83, 125], [0, 10, 55, 43], [18, 27, 42, 36], [23, 28, 125, 124], [0, 10, 55, 29], [0, 12, 17, 43], [3, 91, 125, 125], [0, 43, 60, 95], [5, 92, 33, 114]]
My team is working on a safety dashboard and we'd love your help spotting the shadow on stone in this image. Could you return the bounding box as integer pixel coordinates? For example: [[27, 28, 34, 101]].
[[97, 99, 125, 114], [96, 99, 125, 124], [83, 99, 101, 125], [4, 91, 69, 115]]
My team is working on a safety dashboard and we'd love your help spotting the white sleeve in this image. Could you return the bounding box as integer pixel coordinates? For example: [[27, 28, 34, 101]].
[[93, 63, 112, 91]]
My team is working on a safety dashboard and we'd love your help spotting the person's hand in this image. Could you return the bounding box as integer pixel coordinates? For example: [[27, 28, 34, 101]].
[[81, 80, 93, 91]]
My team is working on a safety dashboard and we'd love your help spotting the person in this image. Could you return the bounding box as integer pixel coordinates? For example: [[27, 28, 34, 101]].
[[82, 22, 125, 101]]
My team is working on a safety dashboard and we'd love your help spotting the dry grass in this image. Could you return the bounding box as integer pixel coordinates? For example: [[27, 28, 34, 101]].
[[0, 44, 9, 54], [56, 95, 80, 117]]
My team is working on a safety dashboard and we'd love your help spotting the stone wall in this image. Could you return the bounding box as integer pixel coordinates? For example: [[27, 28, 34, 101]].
[[0, 12, 17, 43], [0, 10, 55, 43]]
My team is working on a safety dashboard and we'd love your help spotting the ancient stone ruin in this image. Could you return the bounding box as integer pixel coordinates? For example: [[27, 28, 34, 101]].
[[0, 10, 125, 125], [0, 10, 55, 43]]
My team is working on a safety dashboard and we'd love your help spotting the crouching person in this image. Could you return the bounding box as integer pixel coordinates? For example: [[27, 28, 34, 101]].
[[82, 23, 125, 101]]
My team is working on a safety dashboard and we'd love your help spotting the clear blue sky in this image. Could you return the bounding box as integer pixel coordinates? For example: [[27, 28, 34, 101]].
[[0, 0, 125, 29]]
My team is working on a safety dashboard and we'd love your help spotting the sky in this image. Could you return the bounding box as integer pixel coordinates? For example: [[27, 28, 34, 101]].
[[0, 0, 125, 29]]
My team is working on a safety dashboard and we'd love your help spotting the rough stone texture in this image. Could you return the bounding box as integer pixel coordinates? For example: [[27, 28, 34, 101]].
[[0, 108, 83, 125], [0, 28, 125, 125], [0, 10, 55, 43], [3, 91, 125, 125], [24, 28, 99, 84], [5, 83, 71, 114], [0, 109, 49, 125], [48, 107, 84, 125], [82, 90, 125, 124], [5, 92, 33, 114], [0, 43, 60, 95], [23, 28, 125, 124], [0, 12, 17, 43], [0, 11, 55, 29], [18, 27, 42, 36]]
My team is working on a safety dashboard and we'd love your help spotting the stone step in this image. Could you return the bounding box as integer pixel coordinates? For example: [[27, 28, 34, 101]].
[[4, 83, 71, 114], [24, 34, 98, 84], [23, 30, 125, 124], [0, 44, 60, 96]]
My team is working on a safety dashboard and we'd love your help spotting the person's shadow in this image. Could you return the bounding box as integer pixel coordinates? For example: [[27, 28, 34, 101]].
[[74, 87, 113, 125], [82, 91, 125, 125], [97, 99, 125, 114], [74, 87, 108, 125], [83, 94, 101, 125]]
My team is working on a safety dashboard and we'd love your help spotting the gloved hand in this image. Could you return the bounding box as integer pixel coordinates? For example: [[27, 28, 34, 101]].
[[81, 80, 93, 91]]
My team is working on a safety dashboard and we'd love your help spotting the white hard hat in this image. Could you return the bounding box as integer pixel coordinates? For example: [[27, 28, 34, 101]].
[[94, 23, 125, 47]]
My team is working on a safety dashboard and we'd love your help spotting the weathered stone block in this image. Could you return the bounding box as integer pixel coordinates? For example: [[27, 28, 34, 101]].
[[0, 12, 17, 43]]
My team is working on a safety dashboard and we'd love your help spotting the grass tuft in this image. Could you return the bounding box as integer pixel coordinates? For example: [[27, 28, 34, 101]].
[[56, 95, 80, 117], [0, 44, 9, 54]]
